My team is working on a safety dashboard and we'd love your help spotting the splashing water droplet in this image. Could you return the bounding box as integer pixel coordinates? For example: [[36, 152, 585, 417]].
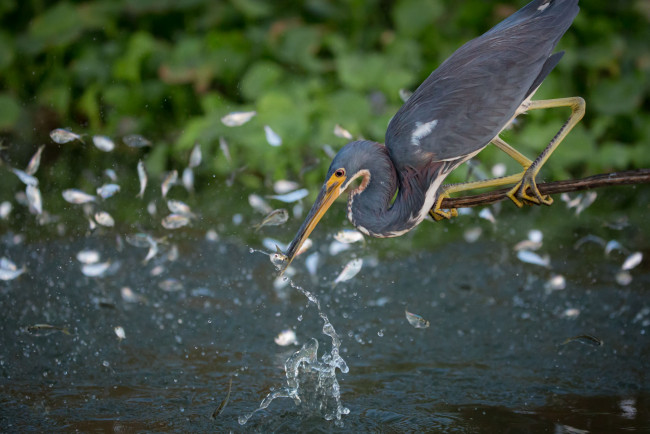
[[239, 277, 349, 425]]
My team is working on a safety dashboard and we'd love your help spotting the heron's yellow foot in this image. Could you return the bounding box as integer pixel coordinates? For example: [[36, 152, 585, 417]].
[[506, 169, 553, 208], [430, 192, 458, 221]]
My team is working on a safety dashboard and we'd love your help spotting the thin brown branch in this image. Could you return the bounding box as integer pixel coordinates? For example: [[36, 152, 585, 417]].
[[440, 169, 650, 209]]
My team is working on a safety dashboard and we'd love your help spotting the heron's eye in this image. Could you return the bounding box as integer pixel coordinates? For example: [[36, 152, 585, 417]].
[[335, 169, 345, 178]]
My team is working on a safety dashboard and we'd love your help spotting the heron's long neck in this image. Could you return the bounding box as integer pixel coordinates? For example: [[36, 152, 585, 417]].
[[347, 145, 443, 238]]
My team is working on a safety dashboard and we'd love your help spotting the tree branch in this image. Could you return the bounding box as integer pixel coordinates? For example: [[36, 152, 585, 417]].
[[440, 169, 650, 209]]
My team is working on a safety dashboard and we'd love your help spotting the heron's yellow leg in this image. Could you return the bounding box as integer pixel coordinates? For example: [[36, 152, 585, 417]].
[[430, 172, 524, 220], [491, 136, 533, 168], [429, 191, 459, 221], [436, 136, 532, 196], [428, 97, 585, 217], [507, 97, 585, 207]]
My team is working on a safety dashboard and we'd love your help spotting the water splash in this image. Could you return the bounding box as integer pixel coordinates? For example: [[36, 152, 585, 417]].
[[239, 279, 350, 426]]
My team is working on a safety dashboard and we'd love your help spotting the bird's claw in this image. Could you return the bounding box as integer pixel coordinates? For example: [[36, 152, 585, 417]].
[[506, 170, 553, 208], [430, 192, 458, 221]]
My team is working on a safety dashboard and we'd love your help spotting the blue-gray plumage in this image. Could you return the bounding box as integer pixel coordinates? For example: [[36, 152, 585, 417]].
[[282, 0, 583, 269], [385, 0, 578, 169]]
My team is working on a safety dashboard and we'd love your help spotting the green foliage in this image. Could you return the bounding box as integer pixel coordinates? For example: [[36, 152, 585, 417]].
[[0, 0, 648, 193]]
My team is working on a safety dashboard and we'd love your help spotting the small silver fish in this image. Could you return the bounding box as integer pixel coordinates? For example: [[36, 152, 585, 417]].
[[167, 199, 193, 216], [575, 191, 597, 216], [405, 309, 430, 329], [123, 134, 151, 148], [604, 240, 626, 256], [92, 135, 115, 152], [622, 252, 642, 271], [104, 168, 118, 182], [561, 193, 582, 209], [121, 287, 145, 303], [305, 252, 319, 276], [262, 238, 287, 252], [616, 270, 633, 286], [269, 248, 288, 271], [561, 334, 603, 347], [274, 329, 297, 346], [0, 201, 12, 220], [143, 241, 158, 264], [25, 145, 45, 175], [189, 143, 202, 168], [26, 185, 42, 215], [211, 377, 233, 419], [26, 324, 71, 336], [158, 278, 183, 292], [322, 144, 336, 159], [125, 233, 156, 248], [562, 308, 580, 319], [0, 266, 26, 281], [161, 170, 178, 198], [333, 258, 363, 285], [167, 244, 179, 262], [296, 238, 313, 256], [136, 160, 148, 198], [12, 168, 38, 186], [273, 180, 300, 194], [329, 240, 351, 256], [264, 125, 282, 147], [334, 124, 353, 140], [248, 194, 272, 214], [94, 211, 115, 227], [463, 227, 482, 243], [573, 234, 606, 250], [62, 189, 96, 204], [398, 89, 413, 103], [516, 250, 550, 268], [76, 249, 100, 264], [254, 209, 289, 232], [219, 137, 232, 163], [182, 167, 194, 193], [50, 128, 84, 144], [81, 261, 111, 277], [544, 274, 566, 292], [478, 207, 496, 224], [267, 188, 309, 203], [0, 257, 17, 271], [161, 213, 190, 229], [333, 229, 364, 244], [528, 229, 543, 243], [513, 239, 542, 251], [114, 326, 126, 340], [96, 183, 120, 199], [221, 110, 256, 127]]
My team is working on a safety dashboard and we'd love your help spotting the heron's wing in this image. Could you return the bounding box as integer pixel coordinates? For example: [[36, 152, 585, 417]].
[[385, 0, 578, 171]]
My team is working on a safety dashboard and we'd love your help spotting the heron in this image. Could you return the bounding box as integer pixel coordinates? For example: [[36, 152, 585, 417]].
[[280, 0, 585, 270]]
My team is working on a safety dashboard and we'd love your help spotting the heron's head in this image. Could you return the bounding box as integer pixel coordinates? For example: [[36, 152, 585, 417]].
[[281, 141, 377, 271]]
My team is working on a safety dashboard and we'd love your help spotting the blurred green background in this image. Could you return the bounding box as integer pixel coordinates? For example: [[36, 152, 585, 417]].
[[0, 0, 649, 195]]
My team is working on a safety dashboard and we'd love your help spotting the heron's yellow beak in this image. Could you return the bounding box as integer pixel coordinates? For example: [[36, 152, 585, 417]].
[[281, 173, 345, 272]]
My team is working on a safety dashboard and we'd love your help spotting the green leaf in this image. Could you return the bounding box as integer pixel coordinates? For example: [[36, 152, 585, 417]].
[[112, 32, 160, 83], [22, 2, 83, 54], [240, 61, 284, 101], [0, 32, 14, 70], [393, 0, 443, 37], [0, 93, 20, 130], [38, 86, 71, 118], [592, 142, 631, 171], [229, 0, 272, 19], [591, 75, 644, 116]]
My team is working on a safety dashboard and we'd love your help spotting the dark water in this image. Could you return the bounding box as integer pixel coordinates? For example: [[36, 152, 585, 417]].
[[1, 189, 650, 432]]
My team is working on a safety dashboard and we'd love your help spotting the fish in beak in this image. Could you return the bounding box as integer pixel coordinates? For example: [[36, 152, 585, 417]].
[[279, 171, 346, 272]]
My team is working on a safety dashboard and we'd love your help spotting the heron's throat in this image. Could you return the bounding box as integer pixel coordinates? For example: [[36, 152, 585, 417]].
[[346, 150, 442, 238]]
